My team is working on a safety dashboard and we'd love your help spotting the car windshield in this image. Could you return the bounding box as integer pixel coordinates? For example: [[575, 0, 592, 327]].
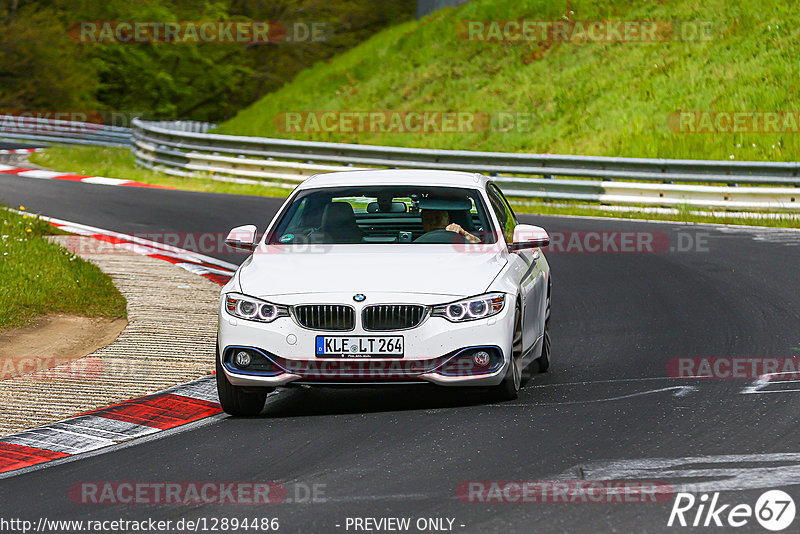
[[268, 185, 497, 245]]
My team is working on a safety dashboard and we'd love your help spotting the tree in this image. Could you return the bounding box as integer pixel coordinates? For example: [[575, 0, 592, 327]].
[[0, 2, 98, 111], [0, 0, 414, 121]]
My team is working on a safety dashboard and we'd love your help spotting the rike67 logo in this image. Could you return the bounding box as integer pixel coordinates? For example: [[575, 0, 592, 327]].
[[668, 490, 796, 531]]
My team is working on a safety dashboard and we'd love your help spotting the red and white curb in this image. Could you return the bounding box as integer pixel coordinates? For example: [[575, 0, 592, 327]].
[[0, 213, 240, 476], [31, 212, 237, 286], [0, 376, 220, 475], [0, 148, 43, 155], [0, 163, 170, 188]]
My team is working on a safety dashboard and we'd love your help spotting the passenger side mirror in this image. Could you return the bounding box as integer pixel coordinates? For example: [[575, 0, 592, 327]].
[[225, 225, 258, 251], [509, 224, 549, 251]]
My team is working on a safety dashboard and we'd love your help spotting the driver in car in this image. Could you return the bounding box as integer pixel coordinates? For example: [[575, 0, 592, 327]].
[[421, 209, 481, 243]]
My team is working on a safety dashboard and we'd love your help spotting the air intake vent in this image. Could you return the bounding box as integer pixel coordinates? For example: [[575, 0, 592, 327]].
[[362, 305, 426, 331], [294, 305, 355, 331]]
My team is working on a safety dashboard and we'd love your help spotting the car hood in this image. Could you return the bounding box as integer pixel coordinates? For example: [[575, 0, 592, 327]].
[[238, 245, 507, 299]]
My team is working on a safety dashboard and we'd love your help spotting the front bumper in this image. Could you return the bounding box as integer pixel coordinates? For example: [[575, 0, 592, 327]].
[[218, 292, 514, 387]]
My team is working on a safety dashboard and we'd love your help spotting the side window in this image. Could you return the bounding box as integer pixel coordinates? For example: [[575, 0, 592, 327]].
[[498, 188, 518, 226], [487, 186, 507, 226], [487, 184, 515, 243]]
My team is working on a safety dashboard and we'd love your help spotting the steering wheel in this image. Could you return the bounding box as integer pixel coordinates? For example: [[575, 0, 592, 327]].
[[413, 229, 469, 244]]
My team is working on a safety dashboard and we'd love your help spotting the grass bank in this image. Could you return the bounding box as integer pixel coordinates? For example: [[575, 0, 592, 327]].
[[0, 208, 126, 329], [217, 0, 800, 162]]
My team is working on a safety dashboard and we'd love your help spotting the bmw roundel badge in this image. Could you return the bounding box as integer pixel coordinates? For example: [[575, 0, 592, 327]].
[[353, 294, 366, 302]]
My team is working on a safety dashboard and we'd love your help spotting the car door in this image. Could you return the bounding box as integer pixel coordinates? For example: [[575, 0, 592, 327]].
[[487, 183, 546, 356]]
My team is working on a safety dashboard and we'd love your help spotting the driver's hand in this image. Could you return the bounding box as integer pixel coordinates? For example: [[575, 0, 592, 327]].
[[446, 223, 481, 243]]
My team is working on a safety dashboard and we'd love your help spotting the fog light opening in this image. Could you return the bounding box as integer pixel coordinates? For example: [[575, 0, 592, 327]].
[[472, 350, 491, 367], [234, 350, 252, 368]]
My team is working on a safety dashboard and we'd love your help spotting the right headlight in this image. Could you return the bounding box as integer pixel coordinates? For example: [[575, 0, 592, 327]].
[[224, 293, 289, 323], [431, 292, 506, 322]]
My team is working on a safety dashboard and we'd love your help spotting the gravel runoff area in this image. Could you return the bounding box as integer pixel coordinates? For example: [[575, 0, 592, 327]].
[[0, 236, 221, 435]]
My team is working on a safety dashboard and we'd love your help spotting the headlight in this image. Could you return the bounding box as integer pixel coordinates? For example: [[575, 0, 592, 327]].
[[224, 293, 289, 323], [432, 293, 505, 322]]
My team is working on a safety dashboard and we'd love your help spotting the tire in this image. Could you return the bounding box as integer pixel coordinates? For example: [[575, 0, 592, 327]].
[[491, 302, 523, 401], [522, 291, 552, 382], [534, 325, 551, 373], [216, 346, 271, 416]]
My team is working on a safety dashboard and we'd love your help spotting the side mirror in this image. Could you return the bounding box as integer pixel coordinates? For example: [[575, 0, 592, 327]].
[[509, 224, 549, 252], [225, 225, 258, 251]]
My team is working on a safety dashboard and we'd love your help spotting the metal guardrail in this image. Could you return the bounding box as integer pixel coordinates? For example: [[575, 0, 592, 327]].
[[131, 119, 800, 211], [0, 115, 132, 146], [131, 120, 800, 185], [3, 114, 798, 211]]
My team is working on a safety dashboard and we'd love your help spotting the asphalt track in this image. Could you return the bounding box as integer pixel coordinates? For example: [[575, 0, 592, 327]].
[[0, 141, 44, 150], [1, 171, 800, 533]]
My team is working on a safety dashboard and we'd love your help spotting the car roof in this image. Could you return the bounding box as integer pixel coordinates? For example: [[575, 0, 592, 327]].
[[297, 169, 489, 190]]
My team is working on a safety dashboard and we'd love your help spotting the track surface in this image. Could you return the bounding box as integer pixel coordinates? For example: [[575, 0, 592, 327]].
[[0, 141, 44, 150], [2, 173, 800, 533]]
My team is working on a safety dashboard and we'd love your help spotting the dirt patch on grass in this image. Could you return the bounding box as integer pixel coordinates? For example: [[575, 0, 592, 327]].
[[0, 315, 127, 379]]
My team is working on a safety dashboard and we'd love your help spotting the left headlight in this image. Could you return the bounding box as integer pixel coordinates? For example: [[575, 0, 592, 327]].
[[224, 293, 289, 323], [431, 292, 506, 322]]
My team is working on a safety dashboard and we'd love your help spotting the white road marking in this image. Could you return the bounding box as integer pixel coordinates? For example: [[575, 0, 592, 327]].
[[319, 493, 436, 503], [495, 386, 699, 407], [741, 372, 800, 394], [15, 170, 68, 179], [558, 453, 800, 493], [527, 376, 678, 388], [79, 176, 131, 186], [717, 226, 800, 246]]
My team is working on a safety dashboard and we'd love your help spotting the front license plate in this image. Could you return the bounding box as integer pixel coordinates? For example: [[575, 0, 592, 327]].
[[315, 336, 404, 358]]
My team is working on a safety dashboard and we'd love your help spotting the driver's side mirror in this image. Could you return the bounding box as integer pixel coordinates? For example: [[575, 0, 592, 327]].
[[225, 224, 258, 251], [509, 224, 549, 252]]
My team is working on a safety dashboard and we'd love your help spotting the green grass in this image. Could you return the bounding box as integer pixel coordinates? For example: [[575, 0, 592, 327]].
[[216, 0, 800, 162], [29, 146, 293, 198], [509, 199, 799, 227], [0, 208, 127, 329]]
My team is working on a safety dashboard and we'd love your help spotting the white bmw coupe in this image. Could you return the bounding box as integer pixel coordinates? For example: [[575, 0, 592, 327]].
[[217, 170, 551, 415]]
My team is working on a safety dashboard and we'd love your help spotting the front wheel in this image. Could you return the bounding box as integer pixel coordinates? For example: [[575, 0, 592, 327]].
[[523, 300, 551, 382], [534, 325, 550, 373], [491, 303, 522, 401], [216, 346, 272, 416]]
